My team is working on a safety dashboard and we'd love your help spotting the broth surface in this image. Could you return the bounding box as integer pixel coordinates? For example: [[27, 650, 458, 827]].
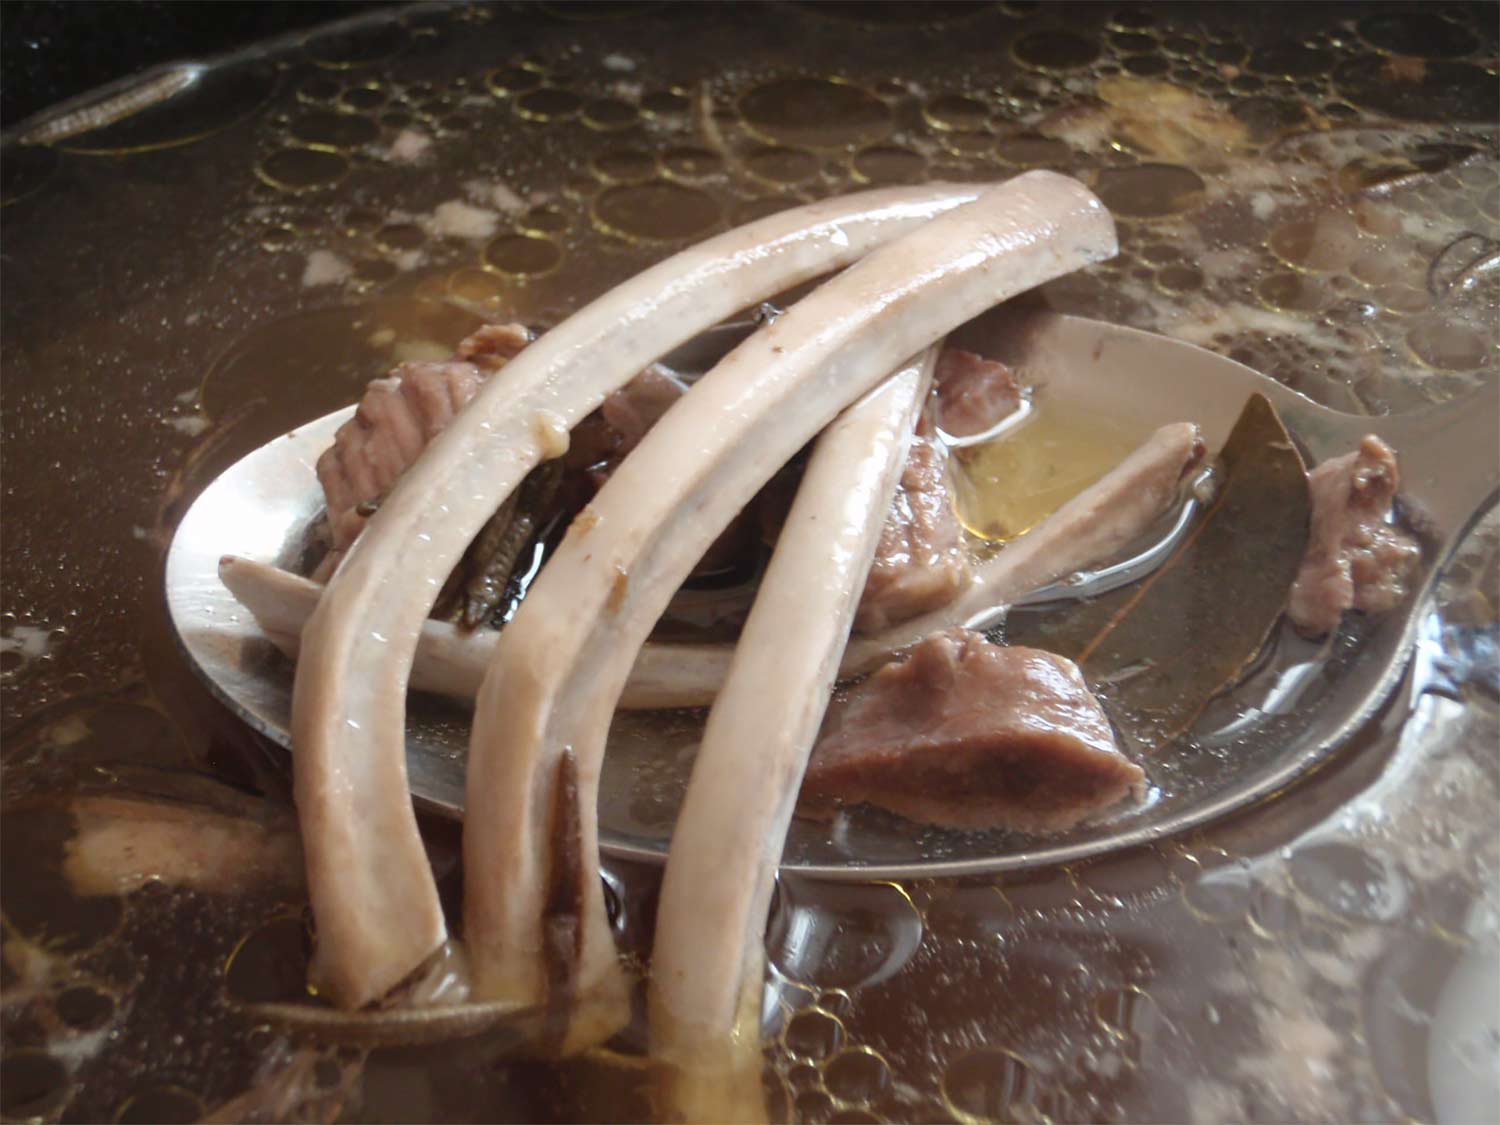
[[2, 3, 1497, 1121]]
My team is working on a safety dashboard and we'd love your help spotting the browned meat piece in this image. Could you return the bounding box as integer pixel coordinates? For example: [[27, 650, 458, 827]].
[[854, 437, 971, 633], [1288, 435, 1421, 637], [933, 347, 1023, 438], [600, 363, 686, 451], [801, 629, 1144, 833], [317, 323, 531, 557]]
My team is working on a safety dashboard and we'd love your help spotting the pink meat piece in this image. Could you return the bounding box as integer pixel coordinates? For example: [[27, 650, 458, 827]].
[[1288, 435, 1421, 637], [801, 629, 1144, 833], [854, 437, 971, 634], [315, 324, 531, 557], [934, 347, 1023, 439]]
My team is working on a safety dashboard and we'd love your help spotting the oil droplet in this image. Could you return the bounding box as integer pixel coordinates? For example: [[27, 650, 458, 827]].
[[1287, 842, 1411, 923], [786, 1061, 824, 1092], [582, 97, 639, 131], [1246, 880, 1301, 938], [1110, 30, 1157, 53], [340, 85, 386, 112], [298, 75, 341, 102], [483, 233, 563, 278], [448, 268, 506, 304], [1349, 247, 1424, 288], [591, 181, 721, 242], [994, 133, 1071, 168], [923, 93, 990, 132], [746, 146, 822, 186], [1124, 55, 1172, 78], [922, 884, 1014, 940], [850, 145, 925, 185], [377, 223, 425, 253], [344, 206, 384, 232], [257, 147, 348, 192], [1406, 318, 1489, 371], [1267, 213, 1361, 272], [768, 880, 923, 991], [0, 1050, 68, 1119], [1012, 29, 1101, 70], [1247, 42, 1335, 78], [1181, 862, 1251, 923], [1374, 284, 1430, 316], [1156, 263, 1204, 294], [592, 147, 658, 183], [661, 146, 724, 183], [1256, 272, 1328, 312], [940, 131, 995, 159], [941, 1049, 1038, 1122], [641, 89, 692, 119], [114, 1086, 204, 1125], [784, 1007, 845, 1060], [952, 402, 1143, 542], [486, 66, 544, 98], [288, 109, 381, 150], [739, 78, 893, 150], [515, 88, 583, 122], [56, 984, 116, 1031], [519, 205, 569, 235], [824, 1048, 891, 1102], [1093, 163, 1205, 219]]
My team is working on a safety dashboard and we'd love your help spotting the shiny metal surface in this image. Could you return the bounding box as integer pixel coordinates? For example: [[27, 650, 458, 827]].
[[166, 312, 1499, 878]]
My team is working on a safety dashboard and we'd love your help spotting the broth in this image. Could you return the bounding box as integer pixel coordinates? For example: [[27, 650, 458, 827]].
[[2, 3, 1496, 1121]]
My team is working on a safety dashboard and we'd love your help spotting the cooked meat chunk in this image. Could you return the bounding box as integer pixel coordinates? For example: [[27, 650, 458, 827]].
[[933, 347, 1023, 438], [854, 438, 971, 633], [600, 363, 687, 452], [1288, 435, 1421, 637], [317, 323, 530, 557], [801, 629, 1144, 833]]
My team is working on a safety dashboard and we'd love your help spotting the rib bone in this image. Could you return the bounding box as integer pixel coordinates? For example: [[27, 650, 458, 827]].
[[649, 349, 938, 1120], [289, 184, 985, 1009], [220, 420, 1199, 710], [462, 172, 1117, 1048]]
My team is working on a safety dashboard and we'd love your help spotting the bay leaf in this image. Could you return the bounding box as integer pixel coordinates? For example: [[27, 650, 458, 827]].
[[1005, 393, 1310, 752]]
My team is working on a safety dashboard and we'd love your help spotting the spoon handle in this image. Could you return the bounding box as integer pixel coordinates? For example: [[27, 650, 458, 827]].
[[1370, 378, 1499, 549]]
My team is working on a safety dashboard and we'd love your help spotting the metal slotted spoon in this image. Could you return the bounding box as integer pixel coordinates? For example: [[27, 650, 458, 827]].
[[165, 309, 1500, 878]]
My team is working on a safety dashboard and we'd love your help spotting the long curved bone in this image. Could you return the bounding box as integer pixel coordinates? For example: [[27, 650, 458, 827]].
[[221, 421, 1198, 709], [289, 184, 985, 1009], [462, 172, 1117, 1048], [649, 349, 938, 1120]]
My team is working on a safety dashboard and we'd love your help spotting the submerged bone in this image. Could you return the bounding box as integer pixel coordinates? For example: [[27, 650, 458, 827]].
[[461, 172, 1117, 1049], [289, 184, 984, 1010], [650, 350, 937, 1118]]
